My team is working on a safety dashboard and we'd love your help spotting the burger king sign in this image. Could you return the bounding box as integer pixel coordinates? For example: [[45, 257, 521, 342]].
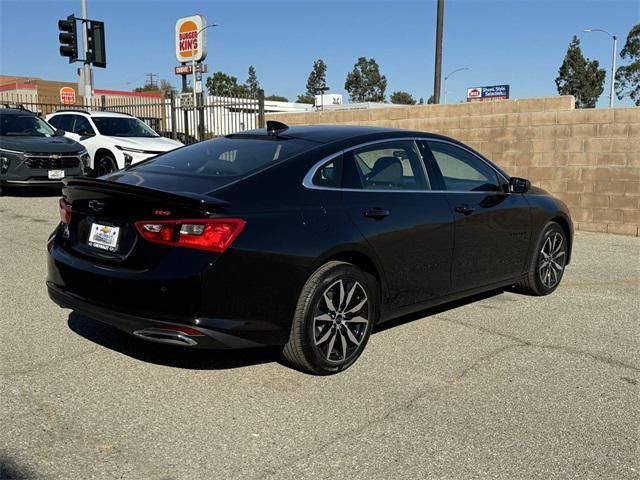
[[175, 15, 208, 63], [59, 87, 76, 105]]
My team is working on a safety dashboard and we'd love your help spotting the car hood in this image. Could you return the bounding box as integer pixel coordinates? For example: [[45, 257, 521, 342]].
[[0, 135, 83, 154], [107, 136, 183, 152]]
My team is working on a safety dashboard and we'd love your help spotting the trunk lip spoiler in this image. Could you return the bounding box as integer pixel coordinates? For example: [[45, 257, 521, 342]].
[[63, 177, 229, 208]]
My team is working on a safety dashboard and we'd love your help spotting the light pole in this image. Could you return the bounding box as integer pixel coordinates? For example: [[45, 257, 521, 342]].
[[192, 23, 217, 108], [444, 67, 469, 104], [583, 28, 617, 108]]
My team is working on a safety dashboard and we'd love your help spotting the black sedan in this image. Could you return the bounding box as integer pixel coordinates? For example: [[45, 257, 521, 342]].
[[47, 122, 573, 374]]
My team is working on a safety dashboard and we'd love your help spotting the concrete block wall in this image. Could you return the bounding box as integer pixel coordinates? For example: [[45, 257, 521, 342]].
[[267, 96, 640, 236]]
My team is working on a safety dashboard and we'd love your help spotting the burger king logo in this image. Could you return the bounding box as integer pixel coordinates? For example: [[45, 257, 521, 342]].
[[179, 20, 198, 58], [59, 87, 76, 105], [175, 15, 208, 63]]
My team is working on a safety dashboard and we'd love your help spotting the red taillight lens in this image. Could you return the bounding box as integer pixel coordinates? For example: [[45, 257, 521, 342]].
[[59, 198, 72, 224], [134, 218, 246, 253]]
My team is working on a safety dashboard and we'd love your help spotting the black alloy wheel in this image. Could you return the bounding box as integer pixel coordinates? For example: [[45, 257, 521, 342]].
[[517, 222, 567, 296], [94, 153, 117, 177], [283, 261, 378, 374]]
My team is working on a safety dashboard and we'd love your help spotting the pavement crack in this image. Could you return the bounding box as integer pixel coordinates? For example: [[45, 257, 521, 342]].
[[437, 316, 640, 373]]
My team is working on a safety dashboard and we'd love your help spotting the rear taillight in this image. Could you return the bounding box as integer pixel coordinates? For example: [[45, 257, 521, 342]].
[[134, 218, 246, 253], [59, 198, 72, 224]]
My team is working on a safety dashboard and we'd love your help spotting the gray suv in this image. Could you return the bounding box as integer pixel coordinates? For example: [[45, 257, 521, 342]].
[[0, 107, 89, 195]]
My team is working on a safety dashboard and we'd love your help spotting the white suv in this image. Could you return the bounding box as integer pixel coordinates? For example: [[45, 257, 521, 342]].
[[46, 111, 183, 176]]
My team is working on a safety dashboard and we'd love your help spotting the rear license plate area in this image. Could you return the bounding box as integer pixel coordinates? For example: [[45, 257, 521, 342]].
[[88, 223, 120, 252]]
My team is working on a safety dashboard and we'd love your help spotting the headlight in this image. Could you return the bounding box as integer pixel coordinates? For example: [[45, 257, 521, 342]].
[[0, 149, 24, 174], [78, 149, 90, 163], [116, 145, 147, 154]]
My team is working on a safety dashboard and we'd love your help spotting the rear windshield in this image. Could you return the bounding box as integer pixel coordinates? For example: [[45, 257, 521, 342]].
[[130, 136, 316, 188]]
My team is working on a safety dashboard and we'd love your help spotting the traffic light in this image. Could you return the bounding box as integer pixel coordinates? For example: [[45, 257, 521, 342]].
[[88, 21, 106, 68], [58, 15, 78, 62]]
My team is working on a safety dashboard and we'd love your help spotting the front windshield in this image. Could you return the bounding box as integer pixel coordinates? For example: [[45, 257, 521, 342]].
[[0, 113, 56, 137], [92, 117, 159, 138]]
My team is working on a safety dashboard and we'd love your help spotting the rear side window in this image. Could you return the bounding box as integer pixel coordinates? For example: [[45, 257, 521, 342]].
[[345, 140, 429, 190], [48, 115, 73, 132], [312, 156, 342, 188], [131, 136, 316, 189]]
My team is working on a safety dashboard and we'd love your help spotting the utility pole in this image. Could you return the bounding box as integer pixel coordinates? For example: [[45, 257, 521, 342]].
[[80, 0, 92, 106], [433, 0, 445, 104], [145, 73, 158, 89]]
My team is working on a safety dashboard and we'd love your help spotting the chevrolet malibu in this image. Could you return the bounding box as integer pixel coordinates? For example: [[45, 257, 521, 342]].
[[47, 123, 573, 374]]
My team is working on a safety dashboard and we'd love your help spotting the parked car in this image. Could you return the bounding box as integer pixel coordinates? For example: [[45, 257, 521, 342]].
[[0, 107, 89, 195], [158, 131, 198, 145], [47, 123, 573, 374], [46, 111, 183, 176]]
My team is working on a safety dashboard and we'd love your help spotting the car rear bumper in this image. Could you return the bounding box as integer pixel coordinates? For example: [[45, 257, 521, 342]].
[[47, 282, 277, 349]]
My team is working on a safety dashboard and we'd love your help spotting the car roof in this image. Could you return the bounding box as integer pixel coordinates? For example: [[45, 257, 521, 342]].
[[49, 110, 133, 118], [233, 124, 450, 145], [0, 107, 36, 115]]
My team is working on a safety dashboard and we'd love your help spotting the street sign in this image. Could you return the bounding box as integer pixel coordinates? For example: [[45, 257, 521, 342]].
[[174, 64, 208, 75], [466, 85, 510, 102], [175, 15, 208, 63], [59, 86, 76, 104], [179, 93, 194, 109]]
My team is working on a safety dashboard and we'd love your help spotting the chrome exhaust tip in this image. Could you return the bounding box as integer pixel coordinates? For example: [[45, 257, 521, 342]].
[[133, 327, 199, 346]]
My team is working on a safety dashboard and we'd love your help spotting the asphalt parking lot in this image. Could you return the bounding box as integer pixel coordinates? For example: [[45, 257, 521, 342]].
[[1, 192, 638, 480]]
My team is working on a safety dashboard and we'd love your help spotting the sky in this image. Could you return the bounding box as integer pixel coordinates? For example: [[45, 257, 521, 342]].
[[0, 0, 638, 107]]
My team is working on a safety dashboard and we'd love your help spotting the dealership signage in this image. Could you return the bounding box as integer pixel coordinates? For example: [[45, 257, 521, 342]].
[[174, 64, 208, 75], [175, 15, 208, 63], [466, 85, 510, 102], [59, 86, 76, 104]]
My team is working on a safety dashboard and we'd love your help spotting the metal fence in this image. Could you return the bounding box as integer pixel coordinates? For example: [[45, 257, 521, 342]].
[[0, 89, 265, 144]]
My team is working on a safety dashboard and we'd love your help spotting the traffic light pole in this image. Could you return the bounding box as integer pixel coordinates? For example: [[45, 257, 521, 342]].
[[80, 0, 92, 106]]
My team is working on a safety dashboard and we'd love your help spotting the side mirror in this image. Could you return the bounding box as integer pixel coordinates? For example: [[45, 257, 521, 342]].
[[509, 177, 531, 193], [55, 128, 65, 136]]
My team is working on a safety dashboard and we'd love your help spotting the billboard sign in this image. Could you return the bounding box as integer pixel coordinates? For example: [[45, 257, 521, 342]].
[[466, 85, 510, 102], [59, 86, 76, 104], [175, 15, 208, 63]]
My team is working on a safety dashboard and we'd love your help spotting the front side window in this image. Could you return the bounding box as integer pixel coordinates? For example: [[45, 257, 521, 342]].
[[346, 140, 428, 190], [0, 113, 56, 137], [130, 136, 316, 191], [92, 116, 159, 138], [427, 141, 500, 192]]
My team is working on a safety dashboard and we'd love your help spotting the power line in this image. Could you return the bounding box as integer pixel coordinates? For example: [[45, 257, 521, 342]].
[[145, 73, 158, 88]]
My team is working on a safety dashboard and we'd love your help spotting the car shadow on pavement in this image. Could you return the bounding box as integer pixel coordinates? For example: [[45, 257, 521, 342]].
[[0, 453, 37, 480], [67, 289, 506, 371], [373, 288, 505, 334], [67, 312, 280, 370]]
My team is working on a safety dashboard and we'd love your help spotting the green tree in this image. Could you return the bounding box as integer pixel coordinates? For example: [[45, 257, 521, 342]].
[[134, 78, 175, 94], [615, 23, 640, 106], [245, 66, 260, 95], [390, 91, 417, 105], [297, 59, 328, 104], [427, 95, 435, 104], [265, 94, 289, 102], [555, 36, 606, 108], [206, 72, 248, 97], [418, 97, 424, 105], [344, 57, 387, 102]]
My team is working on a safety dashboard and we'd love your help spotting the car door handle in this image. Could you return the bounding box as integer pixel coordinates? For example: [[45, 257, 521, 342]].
[[363, 208, 390, 219], [454, 204, 475, 215]]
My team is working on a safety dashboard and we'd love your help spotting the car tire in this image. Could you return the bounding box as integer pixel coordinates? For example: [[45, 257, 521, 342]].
[[93, 153, 117, 177], [516, 221, 568, 296], [282, 261, 378, 375]]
